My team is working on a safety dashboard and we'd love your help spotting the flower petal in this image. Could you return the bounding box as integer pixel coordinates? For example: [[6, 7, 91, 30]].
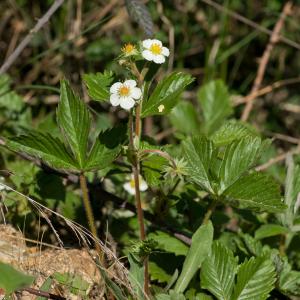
[[123, 182, 135, 195], [142, 39, 153, 49], [142, 50, 154, 61], [124, 79, 137, 88], [110, 82, 122, 94], [131, 87, 142, 99], [120, 97, 135, 110], [110, 94, 120, 106], [162, 47, 170, 57], [140, 180, 148, 192], [151, 39, 162, 46], [153, 54, 166, 64]]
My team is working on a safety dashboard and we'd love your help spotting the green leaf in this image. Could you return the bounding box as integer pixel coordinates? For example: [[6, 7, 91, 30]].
[[0, 74, 24, 112], [169, 101, 200, 134], [224, 172, 285, 213], [149, 262, 171, 283], [82, 71, 114, 102], [182, 135, 214, 193], [0, 262, 35, 294], [279, 259, 300, 296], [201, 242, 237, 300], [211, 121, 257, 147], [255, 224, 289, 239], [198, 80, 232, 135], [98, 268, 127, 300], [128, 253, 145, 299], [57, 80, 91, 168], [85, 136, 120, 171], [141, 72, 194, 118], [232, 256, 276, 300], [148, 231, 189, 256], [280, 154, 300, 228], [218, 136, 263, 193], [7, 132, 78, 172], [175, 221, 214, 293], [53, 272, 89, 295], [36, 277, 52, 300]]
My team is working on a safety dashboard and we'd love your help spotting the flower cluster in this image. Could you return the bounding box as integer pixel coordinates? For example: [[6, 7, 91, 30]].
[[110, 39, 169, 110]]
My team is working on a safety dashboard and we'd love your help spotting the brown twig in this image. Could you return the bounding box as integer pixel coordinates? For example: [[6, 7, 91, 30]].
[[20, 287, 66, 300], [255, 146, 300, 172], [241, 1, 293, 121], [234, 77, 300, 106], [0, 0, 65, 75]]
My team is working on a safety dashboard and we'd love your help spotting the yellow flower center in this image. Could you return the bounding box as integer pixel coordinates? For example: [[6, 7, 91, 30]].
[[122, 43, 135, 54], [150, 43, 162, 55], [119, 85, 130, 97], [130, 178, 135, 189]]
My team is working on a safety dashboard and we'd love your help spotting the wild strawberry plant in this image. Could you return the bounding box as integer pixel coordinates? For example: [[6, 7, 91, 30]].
[[1, 38, 300, 300]]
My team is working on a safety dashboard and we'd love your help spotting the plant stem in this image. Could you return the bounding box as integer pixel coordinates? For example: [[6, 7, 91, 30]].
[[279, 234, 286, 256], [79, 173, 103, 261], [202, 200, 218, 224]]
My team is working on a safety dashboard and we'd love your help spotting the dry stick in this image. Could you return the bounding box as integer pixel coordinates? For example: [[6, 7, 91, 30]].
[[0, 0, 64, 75], [79, 173, 104, 263], [241, 2, 293, 122], [234, 77, 300, 106], [255, 147, 300, 172], [200, 0, 300, 51], [20, 288, 66, 300]]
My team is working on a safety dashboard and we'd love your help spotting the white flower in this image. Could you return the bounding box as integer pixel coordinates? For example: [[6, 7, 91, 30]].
[[158, 104, 165, 113], [110, 80, 142, 110], [123, 174, 148, 195], [142, 39, 170, 64]]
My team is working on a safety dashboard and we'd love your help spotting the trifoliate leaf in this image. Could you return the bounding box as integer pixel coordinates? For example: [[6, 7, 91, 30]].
[[142, 72, 194, 118]]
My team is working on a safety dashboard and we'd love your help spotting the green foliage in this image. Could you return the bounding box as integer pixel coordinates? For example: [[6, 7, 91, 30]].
[[82, 71, 114, 102], [0, 262, 35, 295], [141, 72, 194, 118], [232, 256, 276, 300], [175, 221, 213, 293], [57, 80, 91, 167], [7, 132, 79, 172], [182, 135, 285, 213], [128, 253, 145, 299], [255, 224, 289, 239], [149, 231, 189, 256], [201, 242, 237, 300], [197, 80, 232, 135]]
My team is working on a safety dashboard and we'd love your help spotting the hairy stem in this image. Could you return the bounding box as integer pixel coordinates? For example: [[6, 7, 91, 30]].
[[79, 173, 103, 261], [279, 234, 286, 256]]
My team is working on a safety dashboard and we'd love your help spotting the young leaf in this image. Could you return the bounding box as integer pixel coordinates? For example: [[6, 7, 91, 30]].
[[279, 259, 300, 296], [182, 135, 214, 193], [255, 224, 289, 240], [224, 172, 285, 213], [218, 136, 262, 193], [198, 80, 232, 135], [174, 221, 214, 294], [148, 231, 189, 256], [0, 262, 35, 294], [7, 132, 78, 172], [141, 72, 194, 118], [82, 71, 114, 102], [57, 80, 91, 168], [232, 256, 276, 300], [201, 242, 237, 300]]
